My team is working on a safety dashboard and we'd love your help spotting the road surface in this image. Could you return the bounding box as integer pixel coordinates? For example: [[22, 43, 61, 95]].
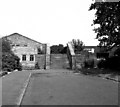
[[21, 69, 118, 105]]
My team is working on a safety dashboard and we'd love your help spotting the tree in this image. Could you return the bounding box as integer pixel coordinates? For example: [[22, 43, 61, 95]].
[[0, 38, 22, 71], [1, 38, 12, 53], [60, 46, 67, 54], [71, 39, 84, 53], [89, 1, 120, 51], [50, 44, 64, 54]]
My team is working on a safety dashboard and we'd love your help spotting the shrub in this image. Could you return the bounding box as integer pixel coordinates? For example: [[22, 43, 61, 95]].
[[106, 56, 120, 70], [84, 59, 94, 68], [1, 38, 22, 72], [2, 52, 22, 71], [60, 46, 67, 54], [97, 59, 106, 69], [15, 62, 22, 71], [97, 56, 120, 71], [50, 44, 64, 54]]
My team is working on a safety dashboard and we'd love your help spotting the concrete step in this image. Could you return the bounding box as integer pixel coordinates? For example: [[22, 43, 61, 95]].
[[50, 54, 70, 69]]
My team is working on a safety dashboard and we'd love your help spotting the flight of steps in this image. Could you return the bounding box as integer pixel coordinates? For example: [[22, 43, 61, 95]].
[[50, 54, 70, 69]]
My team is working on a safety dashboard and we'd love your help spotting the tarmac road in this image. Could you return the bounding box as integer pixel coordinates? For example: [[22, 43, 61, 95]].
[[21, 69, 118, 105], [2, 70, 31, 105]]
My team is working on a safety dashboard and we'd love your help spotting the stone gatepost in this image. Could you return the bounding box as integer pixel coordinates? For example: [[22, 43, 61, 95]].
[[67, 42, 76, 70], [71, 55, 76, 70], [45, 43, 50, 69]]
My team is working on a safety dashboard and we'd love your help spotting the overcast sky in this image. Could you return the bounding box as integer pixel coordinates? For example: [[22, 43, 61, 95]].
[[0, 0, 99, 46]]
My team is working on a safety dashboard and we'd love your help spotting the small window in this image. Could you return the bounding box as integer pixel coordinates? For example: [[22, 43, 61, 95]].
[[22, 55, 26, 61], [30, 55, 34, 61]]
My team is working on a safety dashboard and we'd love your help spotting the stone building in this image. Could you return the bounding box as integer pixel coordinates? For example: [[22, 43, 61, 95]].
[[4, 33, 49, 69]]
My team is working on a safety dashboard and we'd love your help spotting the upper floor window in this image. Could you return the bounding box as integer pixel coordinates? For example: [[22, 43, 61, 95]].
[[30, 55, 34, 61], [22, 55, 26, 61]]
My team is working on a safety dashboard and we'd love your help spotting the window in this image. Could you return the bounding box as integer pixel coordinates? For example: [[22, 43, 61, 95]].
[[22, 55, 26, 61], [30, 55, 34, 61]]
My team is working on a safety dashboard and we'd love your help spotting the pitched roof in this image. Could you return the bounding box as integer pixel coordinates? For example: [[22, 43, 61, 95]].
[[2, 33, 44, 45]]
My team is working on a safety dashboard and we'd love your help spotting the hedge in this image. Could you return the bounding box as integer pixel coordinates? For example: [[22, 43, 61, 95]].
[[97, 56, 120, 71]]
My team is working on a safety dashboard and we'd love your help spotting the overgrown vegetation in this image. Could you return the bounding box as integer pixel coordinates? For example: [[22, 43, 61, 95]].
[[87, 0, 120, 73], [71, 39, 84, 54], [1, 38, 22, 72], [89, 1, 120, 51], [50, 44, 67, 54], [97, 56, 120, 71], [84, 59, 94, 68]]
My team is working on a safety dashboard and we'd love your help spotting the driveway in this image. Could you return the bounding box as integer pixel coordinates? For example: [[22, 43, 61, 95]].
[[21, 69, 118, 105]]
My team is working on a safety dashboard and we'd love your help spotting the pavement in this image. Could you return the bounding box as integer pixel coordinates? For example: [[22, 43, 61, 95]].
[[21, 69, 118, 105]]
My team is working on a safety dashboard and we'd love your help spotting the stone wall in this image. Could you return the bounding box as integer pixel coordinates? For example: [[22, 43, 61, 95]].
[[5, 33, 46, 69], [75, 54, 86, 69], [6, 33, 44, 50], [35, 55, 46, 69]]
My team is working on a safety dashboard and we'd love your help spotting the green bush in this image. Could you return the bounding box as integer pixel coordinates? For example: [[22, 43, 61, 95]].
[[97, 59, 106, 69], [84, 59, 94, 68], [1, 38, 22, 72], [97, 56, 120, 71], [106, 56, 120, 70], [2, 52, 22, 71]]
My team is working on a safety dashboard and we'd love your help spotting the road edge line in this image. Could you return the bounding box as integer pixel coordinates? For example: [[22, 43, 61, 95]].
[[16, 72, 32, 106]]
